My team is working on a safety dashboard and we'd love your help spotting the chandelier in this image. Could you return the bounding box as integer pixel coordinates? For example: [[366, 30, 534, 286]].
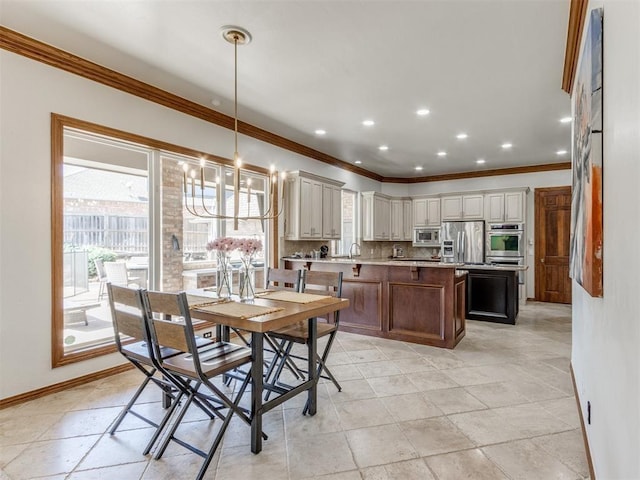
[[182, 25, 285, 230]]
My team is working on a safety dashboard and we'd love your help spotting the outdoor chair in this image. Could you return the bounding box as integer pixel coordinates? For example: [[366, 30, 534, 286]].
[[104, 261, 139, 288], [94, 258, 108, 300]]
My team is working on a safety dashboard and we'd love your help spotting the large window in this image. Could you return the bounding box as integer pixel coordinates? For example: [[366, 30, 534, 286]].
[[52, 116, 275, 367], [332, 189, 359, 256], [180, 164, 267, 265], [55, 127, 151, 362]]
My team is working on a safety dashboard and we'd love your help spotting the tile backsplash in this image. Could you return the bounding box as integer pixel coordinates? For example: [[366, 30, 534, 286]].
[[281, 239, 440, 260]]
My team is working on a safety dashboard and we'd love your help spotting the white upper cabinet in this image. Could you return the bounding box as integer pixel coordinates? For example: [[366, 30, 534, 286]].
[[362, 192, 391, 241], [390, 199, 413, 241], [504, 191, 525, 222], [441, 194, 484, 221], [485, 193, 505, 222], [402, 200, 413, 240], [441, 195, 463, 220], [284, 171, 344, 240], [390, 199, 404, 241], [484, 190, 526, 223], [299, 177, 323, 238], [413, 197, 441, 227], [462, 195, 484, 219], [322, 184, 342, 239]]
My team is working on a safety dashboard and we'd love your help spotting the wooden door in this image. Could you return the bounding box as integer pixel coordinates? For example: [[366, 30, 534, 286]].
[[535, 186, 572, 303]]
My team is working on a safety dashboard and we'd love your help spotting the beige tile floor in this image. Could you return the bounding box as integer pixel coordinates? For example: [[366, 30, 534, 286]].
[[0, 301, 589, 479]]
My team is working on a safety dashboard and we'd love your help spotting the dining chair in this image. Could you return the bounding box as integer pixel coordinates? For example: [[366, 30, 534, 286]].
[[142, 290, 255, 480], [264, 270, 343, 412], [227, 267, 302, 347], [104, 261, 139, 288], [106, 283, 186, 455], [247, 268, 304, 385], [266, 267, 303, 291], [94, 258, 108, 300]]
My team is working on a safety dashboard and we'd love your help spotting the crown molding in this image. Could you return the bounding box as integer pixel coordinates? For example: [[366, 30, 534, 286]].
[[562, 0, 589, 94], [2, 26, 570, 184], [381, 162, 572, 183], [0, 26, 380, 182]]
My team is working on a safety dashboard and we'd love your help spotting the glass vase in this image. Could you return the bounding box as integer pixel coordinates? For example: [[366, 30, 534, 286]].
[[216, 252, 232, 299], [238, 257, 256, 301]]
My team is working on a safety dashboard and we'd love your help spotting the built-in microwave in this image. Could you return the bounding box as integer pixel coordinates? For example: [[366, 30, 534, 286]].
[[486, 223, 525, 257], [413, 227, 441, 247]]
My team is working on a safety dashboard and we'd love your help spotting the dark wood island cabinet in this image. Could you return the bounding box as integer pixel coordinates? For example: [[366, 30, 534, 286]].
[[284, 259, 466, 349], [465, 268, 519, 324]]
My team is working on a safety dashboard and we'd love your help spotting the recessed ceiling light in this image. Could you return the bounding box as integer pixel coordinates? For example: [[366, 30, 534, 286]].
[[437, 151, 447, 157], [415, 166, 423, 171], [355, 160, 362, 164], [560, 117, 572, 123], [378, 145, 389, 151], [556, 149, 568, 155], [362, 119, 375, 127], [501, 143, 513, 149], [456, 133, 468, 140], [416, 109, 430, 116], [314, 129, 326, 136], [211, 98, 222, 107], [476, 159, 486, 164]]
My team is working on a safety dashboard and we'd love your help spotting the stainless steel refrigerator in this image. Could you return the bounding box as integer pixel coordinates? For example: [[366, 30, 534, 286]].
[[441, 221, 485, 263]]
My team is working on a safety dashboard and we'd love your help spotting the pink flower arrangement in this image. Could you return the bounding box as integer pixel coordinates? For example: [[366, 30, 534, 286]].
[[236, 238, 263, 258], [205, 237, 262, 257], [205, 237, 237, 252]]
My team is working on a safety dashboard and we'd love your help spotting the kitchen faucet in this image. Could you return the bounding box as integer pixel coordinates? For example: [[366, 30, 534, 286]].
[[348, 242, 361, 259]]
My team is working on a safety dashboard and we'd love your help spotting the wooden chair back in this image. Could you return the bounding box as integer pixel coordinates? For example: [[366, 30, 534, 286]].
[[144, 290, 198, 358], [302, 270, 343, 324], [266, 268, 302, 291], [302, 270, 343, 297], [107, 283, 147, 351]]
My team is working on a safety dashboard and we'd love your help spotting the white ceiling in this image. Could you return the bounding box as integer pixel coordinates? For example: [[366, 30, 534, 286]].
[[1, 0, 572, 178]]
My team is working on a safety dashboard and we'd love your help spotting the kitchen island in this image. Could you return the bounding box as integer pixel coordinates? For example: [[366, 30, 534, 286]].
[[283, 258, 467, 349], [462, 266, 520, 325]]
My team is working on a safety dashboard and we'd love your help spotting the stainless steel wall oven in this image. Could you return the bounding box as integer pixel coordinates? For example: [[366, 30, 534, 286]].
[[486, 223, 525, 257]]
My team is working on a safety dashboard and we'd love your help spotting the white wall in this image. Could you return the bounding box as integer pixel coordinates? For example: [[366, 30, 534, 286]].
[[571, 2, 640, 478], [0, 51, 382, 399]]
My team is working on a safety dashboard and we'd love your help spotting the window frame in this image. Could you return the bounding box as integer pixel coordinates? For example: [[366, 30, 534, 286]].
[[51, 114, 275, 367], [331, 189, 360, 257]]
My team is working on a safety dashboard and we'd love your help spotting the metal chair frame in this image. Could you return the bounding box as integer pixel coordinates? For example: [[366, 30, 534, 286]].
[[106, 283, 186, 455], [263, 270, 343, 412], [223, 268, 304, 388], [143, 290, 261, 480]]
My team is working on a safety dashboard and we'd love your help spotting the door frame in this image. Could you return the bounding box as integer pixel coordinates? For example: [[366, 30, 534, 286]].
[[534, 185, 572, 302]]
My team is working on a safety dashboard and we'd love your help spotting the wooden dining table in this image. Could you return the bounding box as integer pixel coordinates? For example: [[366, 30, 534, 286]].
[[189, 291, 350, 453]]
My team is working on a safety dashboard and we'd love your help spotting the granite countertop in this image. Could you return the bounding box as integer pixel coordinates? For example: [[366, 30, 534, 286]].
[[282, 256, 528, 271]]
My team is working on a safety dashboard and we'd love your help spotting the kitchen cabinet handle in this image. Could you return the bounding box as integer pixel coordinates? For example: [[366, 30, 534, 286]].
[[540, 258, 545, 263]]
